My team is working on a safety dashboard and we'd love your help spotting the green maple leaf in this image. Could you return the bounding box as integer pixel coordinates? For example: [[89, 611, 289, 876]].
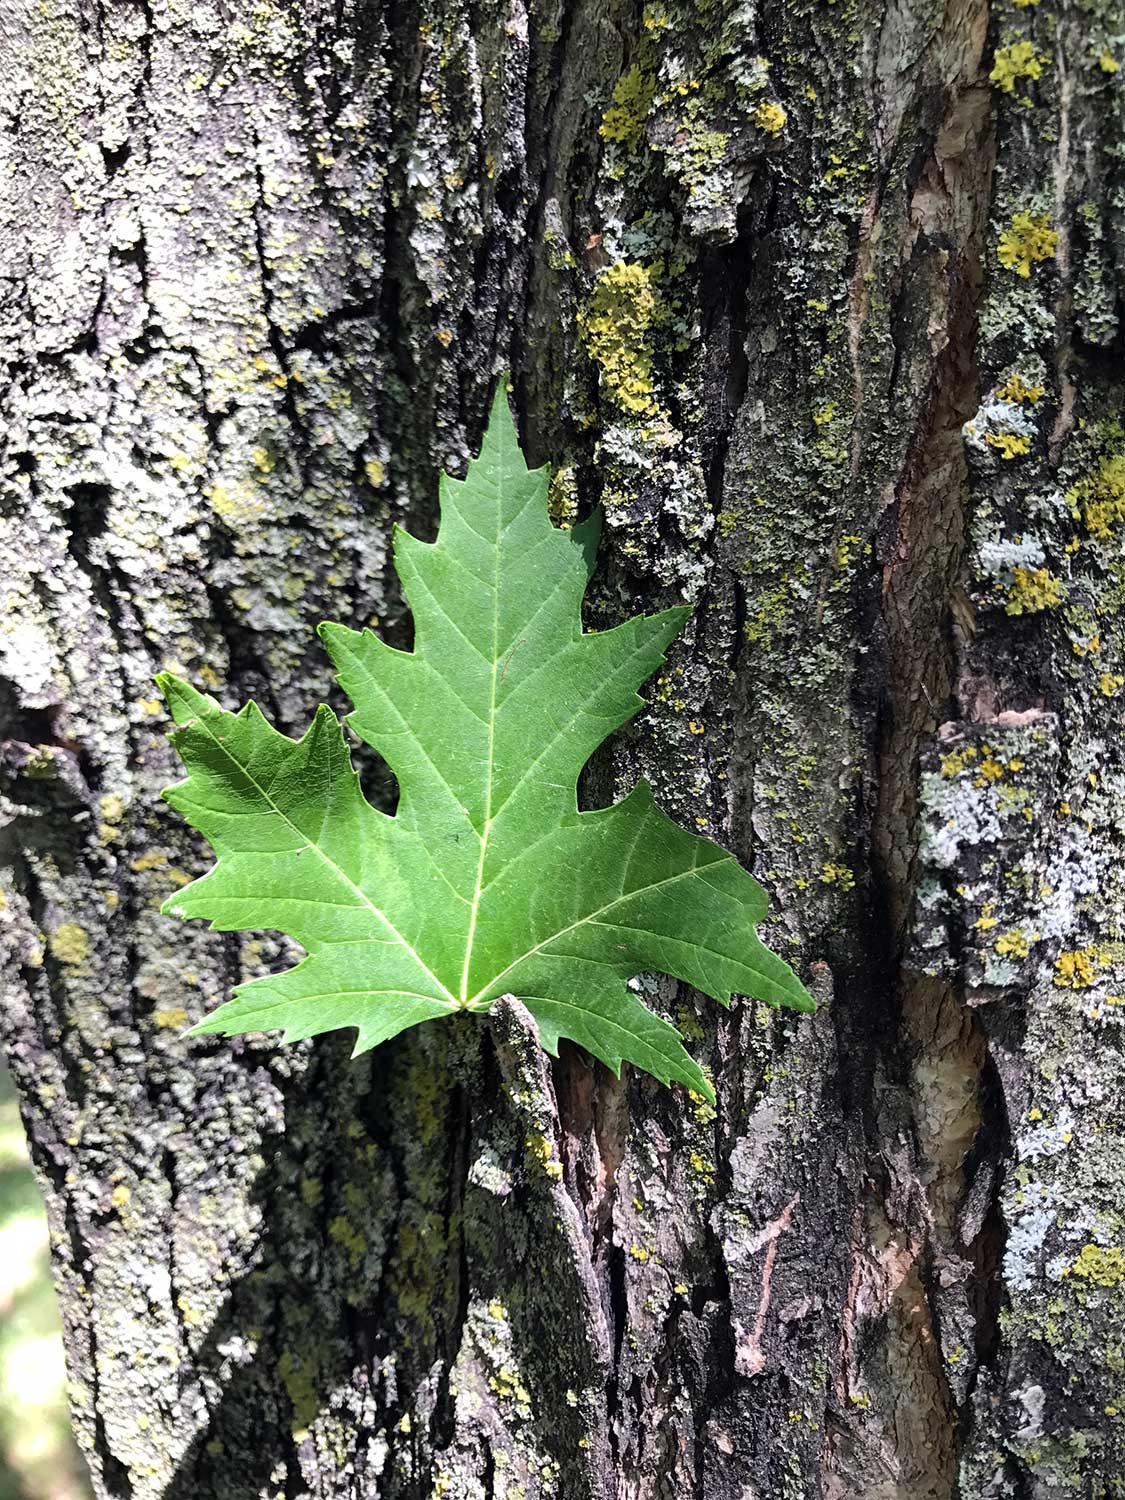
[[158, 383, 813, 1100]]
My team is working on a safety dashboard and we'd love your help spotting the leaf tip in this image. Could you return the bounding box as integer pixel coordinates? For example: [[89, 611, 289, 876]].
[[626, 776, 657, 809], [349, 1030, 374, 1058], [484, 374, 520, 444], [656, 603, 693, 642]]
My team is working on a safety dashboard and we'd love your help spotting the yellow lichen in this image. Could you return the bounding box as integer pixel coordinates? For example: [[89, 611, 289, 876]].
[[995, 929, 1030, 959], [1005, 566, 1065, 615], [997, 373, 1046, 404], [578, 262, 662, 418], [1055, 949, 1097, 988], [131, 850, 168, 872], [1067, 453, 1125, 539], [100, 793, 126, 822], [111, 1184, 131, 1209], [941, 745, 978, 777], [1099, 51, 1120, 73], [152, 1008, 187, 1030], [526, 1132, 564, 1180], [489, 1363, 531, 1409], [1099, 673, 1124, 697], [689, 1149, 715, 1183], [997, 211, 1059, 277], [990, 41, 1048, 94], [208, 479, 266, 524], [819, 862, 856, 891], [50, 923, 89, 966], [985, 432, 1031, 460], [177, 1295, 204, 1328], [1066, 1244, 1125, 1286], [753, 102, 787, 135]]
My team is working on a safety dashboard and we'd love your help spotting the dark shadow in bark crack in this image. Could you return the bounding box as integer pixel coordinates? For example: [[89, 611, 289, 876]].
[[147, 1020, 616, 1500], [139, 1026, 464, 1500]]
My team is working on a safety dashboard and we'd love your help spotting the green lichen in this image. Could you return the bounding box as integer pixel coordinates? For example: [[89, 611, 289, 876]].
[[278, 1347, 320, 1438], [599, 65, 656, 149], [328, 1215, 367, 1269]]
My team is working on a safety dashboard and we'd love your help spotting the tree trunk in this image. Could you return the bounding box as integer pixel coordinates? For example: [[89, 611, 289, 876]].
[[2, 0, 1123, 1495]]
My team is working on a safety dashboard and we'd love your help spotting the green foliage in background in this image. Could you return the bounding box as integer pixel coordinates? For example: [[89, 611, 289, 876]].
[[160, 383, 813, 1098], [0, 1066, 90, 1500]]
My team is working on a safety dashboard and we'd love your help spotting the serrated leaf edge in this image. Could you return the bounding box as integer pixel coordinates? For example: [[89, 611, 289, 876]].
[[156, 677, 460, 1010]]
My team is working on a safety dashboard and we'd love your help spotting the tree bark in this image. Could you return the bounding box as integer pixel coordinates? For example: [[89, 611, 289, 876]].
[[2, 0, 1123, 1495]]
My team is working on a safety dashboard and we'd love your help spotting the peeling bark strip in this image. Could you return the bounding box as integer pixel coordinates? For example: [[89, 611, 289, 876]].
[[1, 0, 1122, 1495], [733, 1192, 799, 1378]]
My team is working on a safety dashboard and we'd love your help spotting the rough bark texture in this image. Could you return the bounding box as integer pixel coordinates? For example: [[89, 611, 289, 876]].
[[2, 0, 1124, 1495]]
